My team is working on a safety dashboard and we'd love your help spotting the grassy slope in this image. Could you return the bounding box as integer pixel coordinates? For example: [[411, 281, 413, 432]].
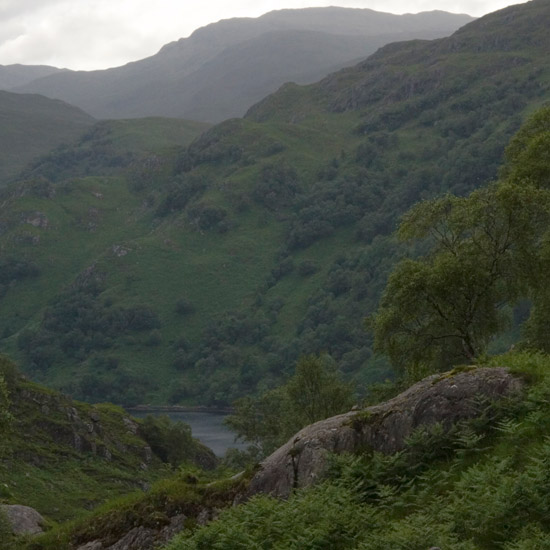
[[1, 1, 550, 406], [0, 374, 164, 524], [0, 355, 218, 535]]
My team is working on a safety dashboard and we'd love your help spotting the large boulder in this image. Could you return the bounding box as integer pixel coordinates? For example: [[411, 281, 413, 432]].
[[0, 504, 45, 535], [247, 367, 523, 498]]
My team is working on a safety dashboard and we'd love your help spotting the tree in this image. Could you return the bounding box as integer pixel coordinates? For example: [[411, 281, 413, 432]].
[[371, 182, 550, 374], [0, 375, 10, 436], [225, 355, 354, 457], [501, 106, 550, 351], [371, 107, 550, 375], [286, 355, 354, 426], [139, 414, 194, 465]]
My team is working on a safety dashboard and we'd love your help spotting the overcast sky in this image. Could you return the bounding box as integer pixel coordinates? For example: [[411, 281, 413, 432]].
[[0, 0, 527, 71]]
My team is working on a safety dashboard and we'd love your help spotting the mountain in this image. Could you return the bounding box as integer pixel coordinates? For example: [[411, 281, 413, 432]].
[[0, 0, 548, 408], [0, 64, 64, 89], [9, 8, 474, 122], [0, 90, 94, 182]]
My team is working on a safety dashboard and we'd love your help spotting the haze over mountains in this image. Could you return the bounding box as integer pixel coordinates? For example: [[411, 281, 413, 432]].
[[0, 65, 65, 89], [3, 7, 474, 122]]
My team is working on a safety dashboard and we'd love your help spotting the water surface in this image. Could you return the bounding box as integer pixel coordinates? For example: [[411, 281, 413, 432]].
[[132, 410, 246, 457]]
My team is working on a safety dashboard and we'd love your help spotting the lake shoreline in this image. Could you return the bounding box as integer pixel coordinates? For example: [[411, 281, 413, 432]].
[[126, 405, 234, 414], [126, 408, 244, 456]]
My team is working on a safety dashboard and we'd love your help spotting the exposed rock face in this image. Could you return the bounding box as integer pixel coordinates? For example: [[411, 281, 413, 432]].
[[74, 512, 216, 550], [0, 504, 45, 535], [248, 367, 523, 498], [14, 386, 153, 467]]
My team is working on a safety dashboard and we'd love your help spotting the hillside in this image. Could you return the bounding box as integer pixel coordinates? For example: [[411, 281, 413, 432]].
[[0, 91, 94, 181], [19, 354, 550, 550], [9, 8, 473, 122], [0, 356, 216, 529], [0, 0, 548, 408]]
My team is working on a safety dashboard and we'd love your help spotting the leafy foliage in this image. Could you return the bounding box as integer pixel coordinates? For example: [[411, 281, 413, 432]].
[[225, 355, 354, 456], [139, 415, 216, 469], [372, 107, 550, 374]]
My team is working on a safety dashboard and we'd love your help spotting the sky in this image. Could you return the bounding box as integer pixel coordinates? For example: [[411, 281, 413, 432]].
[[0, 0, 528, 71]]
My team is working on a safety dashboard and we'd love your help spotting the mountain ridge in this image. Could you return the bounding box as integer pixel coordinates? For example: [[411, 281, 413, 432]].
[[8, 7, 474, 122]]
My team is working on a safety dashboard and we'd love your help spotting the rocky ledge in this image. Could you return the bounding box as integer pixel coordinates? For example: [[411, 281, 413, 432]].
[[247, 366, 523, 498]]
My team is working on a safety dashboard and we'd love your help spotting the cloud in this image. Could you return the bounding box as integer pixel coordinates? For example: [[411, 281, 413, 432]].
[[0, 0, 156, 69]]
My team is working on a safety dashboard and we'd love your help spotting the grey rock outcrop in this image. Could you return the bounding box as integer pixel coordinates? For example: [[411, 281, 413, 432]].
[[76, 543, 103, 550], [248, 367, 523, 498], [74, 512, 214, 550], [0, 504, 45, 535]]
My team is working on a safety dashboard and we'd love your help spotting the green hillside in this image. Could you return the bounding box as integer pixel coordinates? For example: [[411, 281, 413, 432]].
[[7, 96, 550, 550], [0, 91, 94, 182], [1, 0, 549, 407], [0, 356, 216, 529]]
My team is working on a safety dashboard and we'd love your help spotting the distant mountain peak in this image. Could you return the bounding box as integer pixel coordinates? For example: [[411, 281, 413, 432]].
[[7, 7, 473, 123]]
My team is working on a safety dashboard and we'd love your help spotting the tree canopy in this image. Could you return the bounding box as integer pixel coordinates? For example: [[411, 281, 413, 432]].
[[371, 107, 550, 375], [225, 354, 354, 458]]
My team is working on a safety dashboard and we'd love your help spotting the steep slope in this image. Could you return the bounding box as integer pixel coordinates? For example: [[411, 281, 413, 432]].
[[0, 0, 547, 407], [0, 91, 94, 181], [10, 8, 473, 122]]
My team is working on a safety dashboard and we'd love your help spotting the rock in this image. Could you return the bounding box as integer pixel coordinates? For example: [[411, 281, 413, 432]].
[[112, 245, 130, 257], [0, 504, 45, 535], [106, 526, 155, 550], [248, 367, 523, 499], [122, 416, 139, 435], [24, 212, 49, 228], [158, 514, 187, 543], [76, 542, 103, 550]]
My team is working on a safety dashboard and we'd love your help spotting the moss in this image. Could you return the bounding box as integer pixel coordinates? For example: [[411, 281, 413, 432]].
[[432, 364, 479, 384]]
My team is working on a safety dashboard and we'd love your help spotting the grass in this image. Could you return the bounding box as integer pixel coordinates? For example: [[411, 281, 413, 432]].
[[29, 468, 252, 550], [0, 372, 173, 525]]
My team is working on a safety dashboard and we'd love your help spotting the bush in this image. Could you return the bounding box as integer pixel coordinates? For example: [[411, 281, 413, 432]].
[[175, 298, 196, 316], [139, 415, 202, 467]]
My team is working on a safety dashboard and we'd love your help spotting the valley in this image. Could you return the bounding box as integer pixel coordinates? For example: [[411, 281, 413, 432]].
[[3, 1, 550, 548]]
